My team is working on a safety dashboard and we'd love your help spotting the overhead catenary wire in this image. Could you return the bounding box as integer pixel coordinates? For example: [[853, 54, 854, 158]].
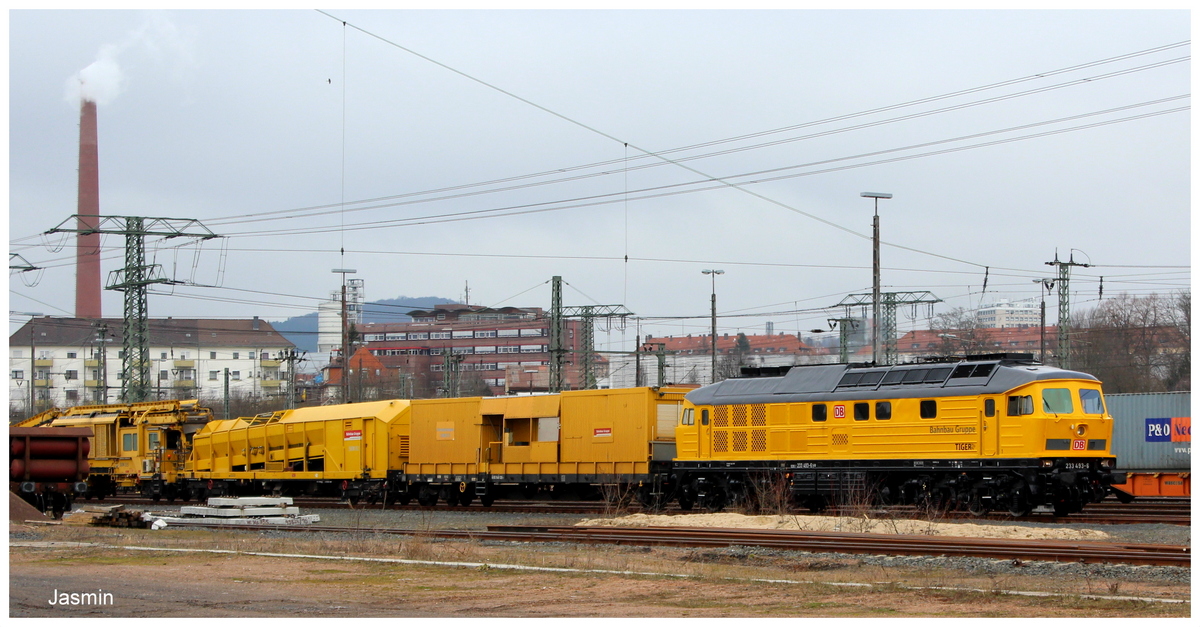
[[154, 61, 1189, 234], [8, 21, 1189, 336], [181, 102, 1190, 263], [138, 31, 1180, 233], [307, 11, 1186, 273]]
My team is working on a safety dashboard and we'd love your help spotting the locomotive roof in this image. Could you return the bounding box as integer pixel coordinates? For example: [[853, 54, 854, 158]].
[[685, 359, 1099, 406]]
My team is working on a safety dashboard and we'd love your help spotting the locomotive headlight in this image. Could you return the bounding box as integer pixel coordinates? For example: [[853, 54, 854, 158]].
[[1100, 459, 1113, 469], [1075, 424, 1087, 436]]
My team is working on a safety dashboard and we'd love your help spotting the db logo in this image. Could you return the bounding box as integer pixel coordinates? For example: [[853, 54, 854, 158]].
[[1071, 439, 1086, 450], [833, 405, 846, 419]]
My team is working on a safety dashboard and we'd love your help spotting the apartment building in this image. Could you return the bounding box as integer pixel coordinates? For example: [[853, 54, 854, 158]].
[[9, 316, 295, 415]]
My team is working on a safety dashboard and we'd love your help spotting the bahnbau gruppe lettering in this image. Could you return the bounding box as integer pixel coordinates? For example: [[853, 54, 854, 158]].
[[928, 425, 976, 434]]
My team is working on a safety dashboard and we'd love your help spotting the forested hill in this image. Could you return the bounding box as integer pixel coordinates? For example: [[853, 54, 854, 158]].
[[272, 296, 457, 353]]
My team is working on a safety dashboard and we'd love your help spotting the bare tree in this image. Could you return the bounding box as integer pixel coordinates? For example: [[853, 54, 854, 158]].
[[930, 307, 988, 357], [715, 332, 752, 381], [1074, 291, 1190, 393]]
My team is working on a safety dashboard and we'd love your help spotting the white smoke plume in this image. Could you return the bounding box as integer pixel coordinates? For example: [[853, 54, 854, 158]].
[[66, 44, 124, 105], [64, 13, 193, 106]]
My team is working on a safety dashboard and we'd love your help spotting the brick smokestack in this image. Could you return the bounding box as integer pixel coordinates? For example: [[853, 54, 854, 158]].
[[76, 99, 102, 319]]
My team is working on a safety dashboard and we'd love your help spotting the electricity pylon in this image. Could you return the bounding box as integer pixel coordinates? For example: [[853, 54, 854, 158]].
[[47, 216, 219, 402]]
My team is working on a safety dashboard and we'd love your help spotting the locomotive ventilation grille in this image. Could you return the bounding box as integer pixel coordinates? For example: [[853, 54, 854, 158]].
[[732, 405, 747, 427], [751, 404, 766, 426], [714, 406, 729, 428]]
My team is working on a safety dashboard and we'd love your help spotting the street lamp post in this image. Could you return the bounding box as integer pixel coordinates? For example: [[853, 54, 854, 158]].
[[861, 192, 892, 364], [702, 269, 724, 383], [15, 312, 43, 416], [1033, 278, 1055, 363], [332, 268, 356, 403]]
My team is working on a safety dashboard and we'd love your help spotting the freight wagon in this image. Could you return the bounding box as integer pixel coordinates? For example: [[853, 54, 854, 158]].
[[10, 426, 92, 517], [1106, 392, 1190, 498]]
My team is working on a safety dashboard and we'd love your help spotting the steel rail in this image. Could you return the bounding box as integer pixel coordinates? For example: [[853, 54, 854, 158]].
[[101, 496, 1191, 525], [130, 519, 1189, 567]]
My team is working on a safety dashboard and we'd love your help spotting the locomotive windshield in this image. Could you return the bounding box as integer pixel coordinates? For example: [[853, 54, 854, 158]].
[[1079, 389, 1105, 414], [1043, 388, 1074, 414]]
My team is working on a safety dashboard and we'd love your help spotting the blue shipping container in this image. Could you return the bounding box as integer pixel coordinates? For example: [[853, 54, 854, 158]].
[[1105, 392, 1191, 471]]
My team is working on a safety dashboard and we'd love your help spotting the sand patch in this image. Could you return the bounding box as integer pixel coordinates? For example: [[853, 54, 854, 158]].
[[577, 512, 1109, 541]]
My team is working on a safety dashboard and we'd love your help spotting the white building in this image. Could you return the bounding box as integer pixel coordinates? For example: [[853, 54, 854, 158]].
[[317, 278, 364, 363], [9, 316, 295, 415], [977, 299, 1042, 329]]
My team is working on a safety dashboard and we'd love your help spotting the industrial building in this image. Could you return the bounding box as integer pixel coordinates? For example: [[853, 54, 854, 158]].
[[323, 304, 590, 398]]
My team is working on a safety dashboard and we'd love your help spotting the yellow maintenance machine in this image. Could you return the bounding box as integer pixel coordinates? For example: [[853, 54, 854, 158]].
[[13, 399, 214, 500]]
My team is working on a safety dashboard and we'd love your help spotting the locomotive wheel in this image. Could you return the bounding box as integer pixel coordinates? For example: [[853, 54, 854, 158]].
[[441, 487, 459, 507], [700, 489, 727, 513], [1006, 485, 1032, 517], [480, 493, 495, 507], [966, 491, 990, 517], [417, 486, 438, 507], [1052, 497, 1081, 517]]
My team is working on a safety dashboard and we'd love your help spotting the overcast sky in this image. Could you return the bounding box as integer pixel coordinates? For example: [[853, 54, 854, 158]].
[[6, 9, 1191, 352]]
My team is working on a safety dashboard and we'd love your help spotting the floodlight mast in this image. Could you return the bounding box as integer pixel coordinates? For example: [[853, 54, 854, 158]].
[[332, 268, 357, 402], [860, 192, 892, 365]]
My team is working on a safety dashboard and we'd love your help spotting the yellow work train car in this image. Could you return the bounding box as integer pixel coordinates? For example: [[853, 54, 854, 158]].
[[179, 387, 688, 507], [676, 356, 1125, 516], [401, 387, 690, 507], [186, 399, 410, 503], [13, 400, 213, 501]]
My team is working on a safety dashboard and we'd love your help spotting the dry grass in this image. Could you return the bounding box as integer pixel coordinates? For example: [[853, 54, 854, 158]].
[[10, 521, 1189, 618]]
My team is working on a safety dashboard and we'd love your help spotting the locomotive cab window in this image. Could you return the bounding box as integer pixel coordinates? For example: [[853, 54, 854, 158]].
[[812, 404, 827, 422], [876, 401, 892, 420], [854, 402, 869, 421], [919, 400, 937, 418], [701, 409, 709, 426], [682, 408, 695, 426], [1079, 389, 1105, 415], [984, 398, 995, 417], [1042, 388, 1074, 414], [1007, 395, 1033, 416]]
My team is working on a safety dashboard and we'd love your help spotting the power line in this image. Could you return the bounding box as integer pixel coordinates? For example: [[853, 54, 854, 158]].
[[196, 103, 1188, 262], [307, 12, 1187, 272], [168, 39, 1185, 232]]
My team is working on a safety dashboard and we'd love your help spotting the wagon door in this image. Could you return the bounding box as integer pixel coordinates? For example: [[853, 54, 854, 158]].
[[342, 418, 364, 472], [981, 397, 998, 456]]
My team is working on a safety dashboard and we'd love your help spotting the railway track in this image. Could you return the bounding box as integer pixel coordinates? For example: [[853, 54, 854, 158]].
[[125, 519, 1191, 568], [96, 496, 1190, 525]]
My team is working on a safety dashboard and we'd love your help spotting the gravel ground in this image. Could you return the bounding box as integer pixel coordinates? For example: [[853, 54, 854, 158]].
[[124, 504, 1190, 586], [135, 504, 1194, 545]]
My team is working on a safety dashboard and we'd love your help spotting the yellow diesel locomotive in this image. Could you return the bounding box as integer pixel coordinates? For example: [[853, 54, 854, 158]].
[[675, 355, 1127, 516]]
